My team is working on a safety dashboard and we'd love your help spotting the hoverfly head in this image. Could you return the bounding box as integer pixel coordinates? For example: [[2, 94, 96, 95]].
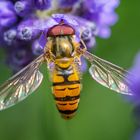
[[47, 21, 75, 37], [47, 21, 80, 59]]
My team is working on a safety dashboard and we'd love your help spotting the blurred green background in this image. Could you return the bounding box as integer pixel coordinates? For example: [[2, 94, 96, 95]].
[[0, 0, 140, 140]]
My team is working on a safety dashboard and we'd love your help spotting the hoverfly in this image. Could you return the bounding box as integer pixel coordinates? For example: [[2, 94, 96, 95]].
[[0, 20, 132, 119]]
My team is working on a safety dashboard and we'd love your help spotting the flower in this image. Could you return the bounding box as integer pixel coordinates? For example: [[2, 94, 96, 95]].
[[33, 0, 51, 10], [56, 0, 79, 8], [0, 1, 17, 28], [74, 0, 120, 38], [127, 52, 140, 103], [133, 129, 140, 140], [6, 43, 34, 73], [0, 0, 120, 72], [126, 52, 140, 140]]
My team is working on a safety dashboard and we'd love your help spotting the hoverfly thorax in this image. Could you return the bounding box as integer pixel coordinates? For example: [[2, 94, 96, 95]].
[[50, 36, 75, 59], [46, 22, 80, 69]]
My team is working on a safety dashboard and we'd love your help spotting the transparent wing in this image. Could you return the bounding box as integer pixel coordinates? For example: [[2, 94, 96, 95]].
[[0, 54, 44, 110], [83, 51, 133, 95]]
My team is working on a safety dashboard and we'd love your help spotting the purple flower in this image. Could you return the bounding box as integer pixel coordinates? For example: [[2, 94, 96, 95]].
[[15, 0, 33, 17], [15, 0, 51, 16], [57, 0, 79, 8], [33, 0, 51, 10], [133, 129, 140, 140], [74, 0, 119, 38], [126, 53, 140, 140], [32, 40, 43, 56], [6, 44, 34, 73], [0, 0, 120, 72], [4, 28, 17, 45], [80, 57, 87, 72], [0, 1, 17, 28], [17, 19, 41, 40], [127, 52, 140, 102]]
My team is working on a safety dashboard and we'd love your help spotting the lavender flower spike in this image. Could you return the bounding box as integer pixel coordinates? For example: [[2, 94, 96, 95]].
[[33, 0, 51, 10], [0, 0, 120, 73], [4, 28, 17, 45], [57, 0, 79, 8], [127, 52, 140, 102], [76, 0, 120, 38], [15, 0, 33, 17], [17, 19, 41, 40], [0, 1, 17, 28]]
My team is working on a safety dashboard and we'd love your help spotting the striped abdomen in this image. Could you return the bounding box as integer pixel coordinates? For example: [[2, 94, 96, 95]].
[[52, 63, 81, 119]]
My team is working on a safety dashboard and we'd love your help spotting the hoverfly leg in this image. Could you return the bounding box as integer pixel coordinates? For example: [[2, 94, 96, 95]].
[[73, 39, 88, 66], [44, 49, 55, 69], [74, 57, 81, 66], [44, 48, 55, 62]]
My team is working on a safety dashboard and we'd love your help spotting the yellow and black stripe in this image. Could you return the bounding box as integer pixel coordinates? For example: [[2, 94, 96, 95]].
[[52, 63, 81, 119]]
